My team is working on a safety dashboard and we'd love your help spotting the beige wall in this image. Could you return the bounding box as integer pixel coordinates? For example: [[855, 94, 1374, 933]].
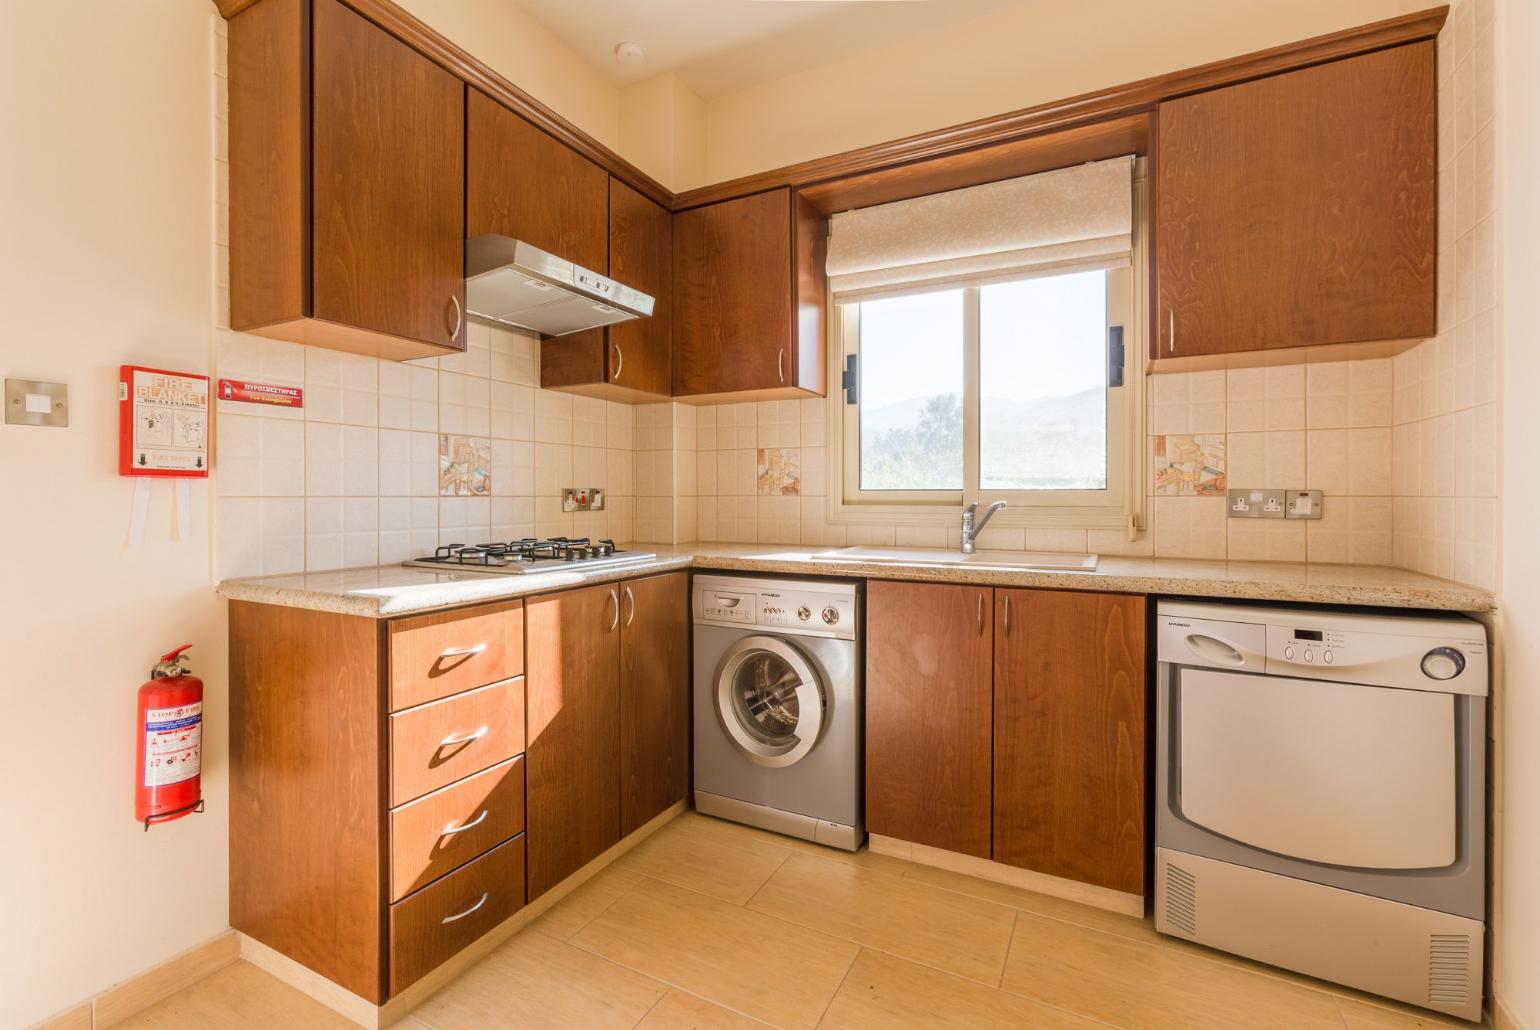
[[700, 0, 1425, 185], [619, 72, 708, 193], [1497, 0, 1537, 1020], [0, 3, 227, 1025]]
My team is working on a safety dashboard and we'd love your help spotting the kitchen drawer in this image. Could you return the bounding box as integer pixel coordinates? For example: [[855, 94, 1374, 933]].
[[388, 600, 524, 711], [390, 756, 524, 901], [391, 678, 525, 805], [390, 835, 525, 993]]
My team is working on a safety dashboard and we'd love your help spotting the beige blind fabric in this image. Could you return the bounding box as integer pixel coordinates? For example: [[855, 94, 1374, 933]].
[[825, 155, 1134, 301]]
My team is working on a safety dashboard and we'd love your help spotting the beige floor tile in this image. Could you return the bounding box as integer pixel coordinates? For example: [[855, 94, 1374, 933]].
[[1000, 911, 1350, 1030], [413, 929, 666, 1029], [616, 813, 792, 904], [1335, 996, 1475, 1029], [571, 877, 859, 1029], [636, 989, 771, 1028], [530, 864, 644, 940], [819, 948, 1108, 1029], [747, 853, 1017, 986], [690, 814, 913, 880], [114, 960, 354, 1029], [901, 861, 1158, 945]]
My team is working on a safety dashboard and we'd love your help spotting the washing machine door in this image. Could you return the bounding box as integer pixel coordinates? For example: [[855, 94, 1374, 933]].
[[714, 635, 826, 768]]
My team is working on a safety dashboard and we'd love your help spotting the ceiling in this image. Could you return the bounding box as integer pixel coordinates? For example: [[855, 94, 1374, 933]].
[[504, 0, 1022, 99]]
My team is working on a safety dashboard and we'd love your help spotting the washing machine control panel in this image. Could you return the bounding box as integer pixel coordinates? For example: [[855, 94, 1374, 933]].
[[694, 577, 860, 640]]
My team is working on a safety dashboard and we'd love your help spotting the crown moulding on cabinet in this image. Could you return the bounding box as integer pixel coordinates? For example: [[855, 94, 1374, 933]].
[[215, 0, 1447, 215]]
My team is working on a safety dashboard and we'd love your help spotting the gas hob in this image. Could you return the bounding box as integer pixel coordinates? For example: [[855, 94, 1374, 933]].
[[403, 538, 656, 575]]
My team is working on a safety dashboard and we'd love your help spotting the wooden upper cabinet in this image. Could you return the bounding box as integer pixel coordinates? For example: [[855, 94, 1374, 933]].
[[467, 89, 608, 270], [1155, 42, 1436, 360], [865, 580, 994, 859], [524, 583, 622, 900], [619, 572, 690, 835], [537, 178, 674, 402], [229, 0, 466, 360], [673, 188, 828, 401], [993, 590, 1146, 896]]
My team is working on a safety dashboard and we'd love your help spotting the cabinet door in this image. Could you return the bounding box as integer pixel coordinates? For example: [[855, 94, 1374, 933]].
[[311, 0, 465, 350], [605, 180, 674, 398], [865, 580, 994, 858], [1155, 42, 1435, 357], [525, 584, 622, 899], [673, 189, 794, 396], [468, 90, 609, 375], [993, 589, 1145, 895], [619, 572, 690, 835]]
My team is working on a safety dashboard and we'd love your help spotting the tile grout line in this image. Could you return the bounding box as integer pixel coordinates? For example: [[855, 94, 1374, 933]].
[[811, 945, 865, 1029], [996, 909, 1018, 989]]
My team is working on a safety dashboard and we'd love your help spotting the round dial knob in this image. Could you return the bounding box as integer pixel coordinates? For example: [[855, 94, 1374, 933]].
[[821, 606, 840, 625], [797, 605, 812, 621], [1421, 647, 1466, 681]]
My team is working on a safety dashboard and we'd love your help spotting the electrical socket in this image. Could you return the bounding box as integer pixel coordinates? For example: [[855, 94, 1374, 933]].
[[1227, 488, 1287, 518]]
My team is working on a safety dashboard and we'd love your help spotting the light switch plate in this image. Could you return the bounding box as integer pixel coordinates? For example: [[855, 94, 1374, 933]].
[[1227, 488, 1286, 518], [5, 379, 68, 427], [562, 487, 606, 512], [1285, 489, 1324, 519]]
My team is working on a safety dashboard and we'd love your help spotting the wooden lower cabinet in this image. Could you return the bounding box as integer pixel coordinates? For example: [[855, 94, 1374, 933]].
[[993, 589, 1147, 895], [620, 572, 691, 835], [864, 582, 1148, 896], [865, 580, 994, 859], [525, 583, 623, 899], [525, 571, 691, 898]]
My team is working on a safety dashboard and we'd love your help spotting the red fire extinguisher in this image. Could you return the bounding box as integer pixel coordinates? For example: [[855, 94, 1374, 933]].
[[135, 645, 205, 830]]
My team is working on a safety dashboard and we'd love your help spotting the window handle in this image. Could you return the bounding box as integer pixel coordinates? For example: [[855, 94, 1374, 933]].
[[842, 353, 859, 405]]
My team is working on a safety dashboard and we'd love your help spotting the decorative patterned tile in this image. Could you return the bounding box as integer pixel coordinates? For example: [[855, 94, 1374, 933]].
[[756, 447, 801, 496], [1152, 435, 1226, 496], [439, 434, 491, 497]]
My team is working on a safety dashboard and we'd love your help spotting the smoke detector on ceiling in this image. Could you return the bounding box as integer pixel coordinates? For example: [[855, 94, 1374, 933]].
[[613, 41, 645, 68]]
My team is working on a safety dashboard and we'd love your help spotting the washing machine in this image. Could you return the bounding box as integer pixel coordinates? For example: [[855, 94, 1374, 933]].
[[692, 574, 863, 850]]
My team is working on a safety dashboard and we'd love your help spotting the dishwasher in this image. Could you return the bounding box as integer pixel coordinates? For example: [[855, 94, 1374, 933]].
[[1154, 600, 1487, 1021]]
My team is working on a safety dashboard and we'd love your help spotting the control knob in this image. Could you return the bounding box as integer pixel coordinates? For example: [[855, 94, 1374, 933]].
[[1421, 647, 1466, 681], [821, 606, 840, 625], [797, 605, 812, 622]]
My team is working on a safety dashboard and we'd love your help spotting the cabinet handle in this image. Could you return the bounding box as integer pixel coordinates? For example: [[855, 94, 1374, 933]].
[[449, 294, 463, 344], [777, 348, 786, 383], [439, 725, 488, 748], [608, 589, 620, 631], [612, 342, 624, 382], [1168, 309, 1175, 354], [977, 593, 985, 634], [623, 586, 635, 627], [440, 809, 488, 836], [441, 892, 489, 924], [438, 642, 487, 659], [1003, 595, 1011, 637]]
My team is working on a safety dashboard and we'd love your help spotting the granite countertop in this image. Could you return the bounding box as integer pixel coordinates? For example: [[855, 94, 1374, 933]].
[[216, 542, 1495, 618]]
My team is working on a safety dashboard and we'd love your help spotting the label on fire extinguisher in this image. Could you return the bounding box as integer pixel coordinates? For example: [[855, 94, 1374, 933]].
[[143, 702, 202, 787]]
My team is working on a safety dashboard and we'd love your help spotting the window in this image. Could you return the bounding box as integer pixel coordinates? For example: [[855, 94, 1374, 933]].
[[834, 263, 1139, 526]]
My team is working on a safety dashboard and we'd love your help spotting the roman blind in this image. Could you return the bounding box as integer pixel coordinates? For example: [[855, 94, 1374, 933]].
[[824, 155, 1134, 301]]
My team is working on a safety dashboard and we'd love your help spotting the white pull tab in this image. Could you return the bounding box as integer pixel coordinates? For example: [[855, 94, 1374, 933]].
[[1185, 633, 1246, 667]]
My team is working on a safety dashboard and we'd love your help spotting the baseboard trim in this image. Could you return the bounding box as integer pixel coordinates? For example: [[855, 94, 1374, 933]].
[[868, 833, 1146, 917], [31, 930, 241, 1030], [1495, 996, 1528, 1030], [245, 800, 689, 1029]]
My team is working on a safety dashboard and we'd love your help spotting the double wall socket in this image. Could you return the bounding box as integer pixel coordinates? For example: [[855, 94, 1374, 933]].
[[1227, 488, 1323, 519], [562, 487, 605, 512]]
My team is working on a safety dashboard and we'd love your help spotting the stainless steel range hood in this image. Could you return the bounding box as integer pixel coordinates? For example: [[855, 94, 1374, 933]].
[[465, 234, 654, 337]]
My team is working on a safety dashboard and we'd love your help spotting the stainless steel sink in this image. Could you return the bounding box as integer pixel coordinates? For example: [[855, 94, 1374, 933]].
[[809, 546, 1098, 572]]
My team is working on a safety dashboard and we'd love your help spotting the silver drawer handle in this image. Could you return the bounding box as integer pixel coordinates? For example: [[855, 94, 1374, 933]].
[[438, 642, 487, 659], [1168, 309, 1175, 354], [441, 892, 489, 924], [449, 294, 463, 344], [441, 809, 489, 836], [777, 348, 785, 383], [439, 725, 488, 747], [613, 342, 624, 382], [608, 589, 620, 631]]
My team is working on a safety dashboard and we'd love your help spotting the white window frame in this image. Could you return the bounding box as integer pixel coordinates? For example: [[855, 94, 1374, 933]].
[[825, 174, 1148, 532]]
